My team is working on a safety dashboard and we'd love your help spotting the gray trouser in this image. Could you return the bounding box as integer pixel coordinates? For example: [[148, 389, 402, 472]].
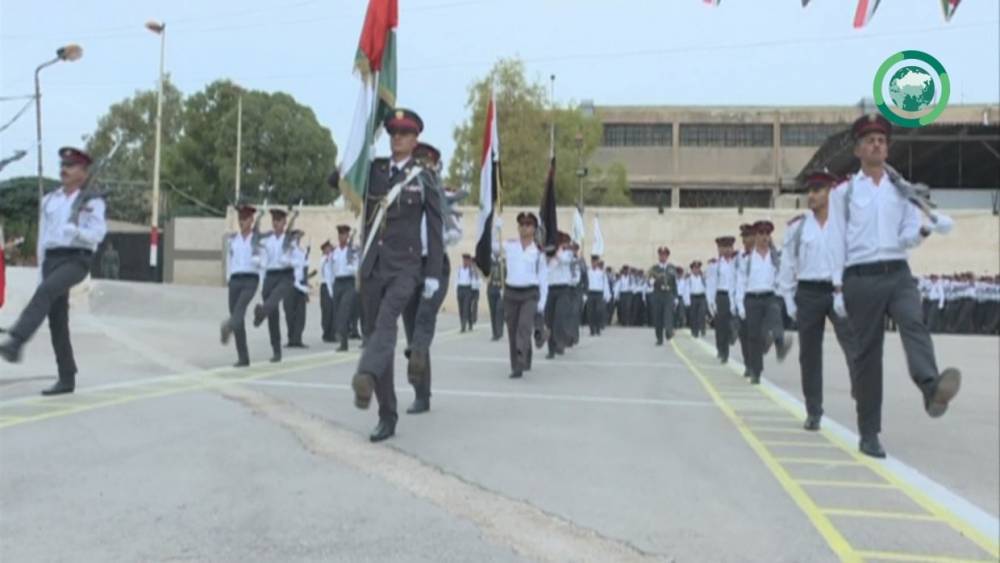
[[332, 278, 357, 347], [286, 289, 306, 345], [714, 292, 733, 361], [457, 286, 472, 330], [320, 284, 334, 341], [744, 293, 785, 377], [545, 285, 572, 354], [226, 275, 259, 364], [358, 263, 420, 423], [503, 286, 538, 373], [487, 285, 504, 339], [261, 271, 294, 358], [586, 291, 604, 335], [843, 263, 939, 435], [9, 250, 92, 383], [688, 295, 707, 337], [651, 291, 674, 342], [403, 256, 450, 400], [794, 281, 860, 418]]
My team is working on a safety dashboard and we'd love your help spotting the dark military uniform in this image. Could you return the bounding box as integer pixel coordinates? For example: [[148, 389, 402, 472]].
[[649, 253, 678, 345]]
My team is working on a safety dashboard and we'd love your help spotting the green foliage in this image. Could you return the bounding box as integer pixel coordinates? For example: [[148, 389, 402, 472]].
[[0, 176, 60, 262], [446, 58, 627, 207]]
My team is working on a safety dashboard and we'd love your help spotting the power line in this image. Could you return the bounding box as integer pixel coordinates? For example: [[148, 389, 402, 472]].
[[0, 99, 35, 134]]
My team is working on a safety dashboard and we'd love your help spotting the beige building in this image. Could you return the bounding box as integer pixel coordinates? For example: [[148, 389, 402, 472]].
[[585, 102, 999, 208]]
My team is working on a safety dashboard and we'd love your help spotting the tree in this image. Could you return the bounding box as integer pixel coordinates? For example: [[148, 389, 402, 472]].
[[446, 58, 627, 207], [0, 176, 60, 263], [586, 163, 632, 206]]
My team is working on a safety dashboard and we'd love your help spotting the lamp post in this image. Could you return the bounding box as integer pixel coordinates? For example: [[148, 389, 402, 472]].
[[146, 20, 166, 270], [575, 130, 586, 209], [34, 44, 83, 220]]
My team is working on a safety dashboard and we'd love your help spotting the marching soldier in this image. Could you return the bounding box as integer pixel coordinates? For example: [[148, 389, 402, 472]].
[[828, 113, 960, 458], [675, 266, 687, 331], [330, 225, 358, 351], [253, 208, 299, 363], [568, 242, 585, 346], [734, 224, 755, 376], [285, 231, 309, 348], [456, 254, 475, 332], [736, 220, 793, 384], [778, 170, 861, 431], [585, 255, 607, 336], [545, 231, 574, 359], [496, 212, 548, 378], [687, 261, 708, 338], [707, 237, 737, 363], [401, 140, 456, 415], [615, 266, 630, 326], [0, 147, 108, 395], [351, 109, 444, 442], [648, 247, 678, 345], [487, 245, 505, 341], [101, 241, 120, 279], [220, 204, 263, 367], [319, 240, 335, 342]]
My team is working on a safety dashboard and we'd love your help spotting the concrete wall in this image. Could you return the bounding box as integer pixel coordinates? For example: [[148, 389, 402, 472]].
[[171, 206, 999, 291], [164, 217, 226, 286]]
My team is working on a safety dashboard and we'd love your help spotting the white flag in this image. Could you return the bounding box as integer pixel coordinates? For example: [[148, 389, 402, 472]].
[[591, 216, 604, 256], [572, 206, 585, 245]]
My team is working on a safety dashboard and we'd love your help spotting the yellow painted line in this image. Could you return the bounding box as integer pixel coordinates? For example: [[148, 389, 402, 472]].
[[738, 415, 796, 422], [821, 508, 942, 523], [761, 441, 840, 449], [854, 550, 997, 563], [754, 379, 1000, 559], [670, 339, 862, 563], [775, 458, 862, 466], [746, 426, 806, 434], [797, 479, 895, 490]]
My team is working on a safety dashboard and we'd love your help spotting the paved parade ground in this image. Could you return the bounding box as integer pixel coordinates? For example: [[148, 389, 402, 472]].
[[1, 271, 997, 562]]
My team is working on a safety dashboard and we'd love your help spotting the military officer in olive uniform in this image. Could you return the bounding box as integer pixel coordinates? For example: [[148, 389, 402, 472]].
[[351, 109, 444, 443], [649, 246, 679, 345]]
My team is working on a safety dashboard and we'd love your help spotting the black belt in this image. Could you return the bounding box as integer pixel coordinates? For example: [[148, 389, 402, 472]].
[[716, 290, 731, 296], [798, 280, 834, 291], [690, 293, 707, 299], [844, 260, 908, 277], [505, 285, 538, 291], [267, 268, 294, 275], [549, 284, 569, 290], [334, 276, 355, 282], [746, 292, 774, 299], [230, 273, 259, 281], [588, 290, 604, 295], [46, 248, 93, 258]]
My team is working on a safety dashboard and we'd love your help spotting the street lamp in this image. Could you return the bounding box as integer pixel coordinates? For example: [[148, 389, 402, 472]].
[[574, 131, 586, 208], [146, 20, 166, 270], [34, 44, 83, 219]]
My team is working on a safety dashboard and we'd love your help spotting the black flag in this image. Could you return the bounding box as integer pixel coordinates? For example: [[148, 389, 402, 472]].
[[539, 155, 558, 255]]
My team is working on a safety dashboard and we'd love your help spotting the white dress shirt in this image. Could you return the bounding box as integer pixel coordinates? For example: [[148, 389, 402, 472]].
[[689, 275, 706, 295], [927, 280, 945, 309], [38, 187, 108, 258], [828, 170, 925, 286], [546, 250, 574, 286], [500, 238, 549, 310], [290, 245, 308, 293], [706, 256, 736, 312], [679, 276, 691, 306], [470, 269, 481, 291], [260, 232, 293, 271], [778, 211, 836, 297], [739, 249, 779, 296], [320, 251, 335, 296], [331, 244, 357, 278], [587, 268, 606, 292], [226, 232, 261, 281]]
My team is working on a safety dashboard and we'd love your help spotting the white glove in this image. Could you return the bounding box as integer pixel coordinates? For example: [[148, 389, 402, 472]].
[[280, 255, 292, 266], [294, 282, 309, 295], [833, 291, 847, 319], [537, 303, 545, 314], [422, 277, 440, 299], [62, 224, 79, 239], [930, 213, 954, 235], [326, 284, 334, 298], [737, 305, 746, 320], [251, 256, 262, 267], [494, 217, 503, 229], [783, 295, 797, 319]]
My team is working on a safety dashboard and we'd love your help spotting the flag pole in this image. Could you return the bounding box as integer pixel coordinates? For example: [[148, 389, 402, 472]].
[[357, 70, 381, 293], [548, 74, 556, 158]]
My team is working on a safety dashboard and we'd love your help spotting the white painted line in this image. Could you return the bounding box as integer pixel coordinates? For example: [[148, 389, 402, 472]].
[[689, 336, 1000, 544], [434, 355, 686, 370], [245, 379, 716, 408]]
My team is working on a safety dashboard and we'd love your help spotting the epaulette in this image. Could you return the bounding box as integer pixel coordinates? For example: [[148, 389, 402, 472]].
[[787, 214, 805, 226]]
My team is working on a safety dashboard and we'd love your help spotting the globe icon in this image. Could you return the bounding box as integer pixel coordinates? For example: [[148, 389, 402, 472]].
[[888, 66, 935, 112]]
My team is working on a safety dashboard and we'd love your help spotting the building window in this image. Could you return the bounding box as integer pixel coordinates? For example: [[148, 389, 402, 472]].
[[678, 188, 771, 208], [780, 123, 846, 147], [602, 123, 673, 147], [679, 124, 773, 147]]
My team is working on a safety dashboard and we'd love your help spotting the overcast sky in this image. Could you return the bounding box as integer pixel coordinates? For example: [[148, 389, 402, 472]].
[[1, 0, 997, 182]]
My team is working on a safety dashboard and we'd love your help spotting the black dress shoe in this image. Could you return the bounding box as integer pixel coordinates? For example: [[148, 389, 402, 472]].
[[0, 338, 22, 363], [803, 415, 821, 431], [925, 368, 961, 418], [555, 349, 564, 356], [491, 336, 502, 341], [655, 340, 663, 346], [407, 350, 428, 386], [743, 369, 752, 378], [352, 372, 375, 410], [406, 398, 430, 414], [509, 371, 523, 379], [41, 382, 74, 396], [220, 321, 233, 345], [233, 361, 250, 368], [285, 342, 307, 349], [252, 305, 266, 327], [776, 336, 794, 362], [750, 375, 761, 385], [269, 355, 281, 363], [545, 352, 555, 359], [859, 434, 886, 458], [369, 419, 396, 442], [337, 343, 348, 352]]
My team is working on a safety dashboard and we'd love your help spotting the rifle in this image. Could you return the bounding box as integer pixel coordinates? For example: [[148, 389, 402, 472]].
[[884, 163, 938, 221], [281, 198, 304, 253], [68, 137, 123, 225]]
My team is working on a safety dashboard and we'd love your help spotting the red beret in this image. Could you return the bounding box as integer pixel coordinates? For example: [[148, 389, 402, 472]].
[[516, 212, 538, 227], [752, 220, 775, 235], [852, 113, 891, 140], [320, 240, 334, 250], [414, 142, 441, 165], [739, 224, 754, 236], [336, 224, 351, 234], [236, 205, 256, 220], [58, 146, 92, 167], [803, 170, 840, 189], [715, 236, 736, 246], [657, 246, 670, 255]]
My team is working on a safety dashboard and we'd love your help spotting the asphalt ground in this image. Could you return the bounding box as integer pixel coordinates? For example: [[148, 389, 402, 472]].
[[1, 269, 997, 562]]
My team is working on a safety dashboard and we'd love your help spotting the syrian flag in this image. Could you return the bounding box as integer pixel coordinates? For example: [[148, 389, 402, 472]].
[[941, 0, 961, 21], [702, 0, 721, 5], [474, 91, 500, 276], [591, 216, 604, 257], [539, 155, 558, 254], [340, 0, 398, 213], [853, 0, 881, 28]]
